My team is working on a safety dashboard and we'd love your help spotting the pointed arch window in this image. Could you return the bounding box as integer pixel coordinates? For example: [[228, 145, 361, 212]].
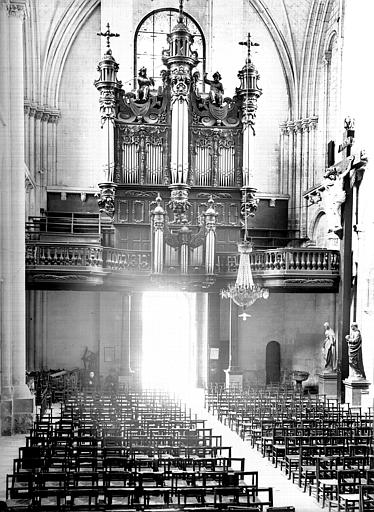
[[134, 9, 205, 89]]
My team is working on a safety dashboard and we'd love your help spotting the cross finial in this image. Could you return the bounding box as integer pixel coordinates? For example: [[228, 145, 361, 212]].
[[97, 22, 120, 50], [239, 32, 259, 62], [178, 0, 188, 21]]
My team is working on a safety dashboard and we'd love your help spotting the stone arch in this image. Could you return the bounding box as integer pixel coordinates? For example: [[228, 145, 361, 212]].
[[300, 0, 337, 118], [41, 0, 100, 108], [249, 0, 297, 118]]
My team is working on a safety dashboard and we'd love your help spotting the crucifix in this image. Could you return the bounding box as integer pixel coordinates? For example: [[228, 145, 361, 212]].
[[97, 22, 120, 50], [239, 32, 260, 61], [328, 118, 368, 400]]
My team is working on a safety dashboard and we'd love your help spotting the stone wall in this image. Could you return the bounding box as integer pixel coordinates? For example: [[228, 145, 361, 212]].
[[220, 292, 336, 385]]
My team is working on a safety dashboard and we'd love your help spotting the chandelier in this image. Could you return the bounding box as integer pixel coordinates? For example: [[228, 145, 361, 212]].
[[221, 189, 269, 320]]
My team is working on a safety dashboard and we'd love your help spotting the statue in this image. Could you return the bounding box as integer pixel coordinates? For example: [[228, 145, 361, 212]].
[[81, 347, 97, 371], [204, 71, 224, 106], [136, 66, 154, 102], [322, 322, 336, 372], [345, 323, 366, 380]]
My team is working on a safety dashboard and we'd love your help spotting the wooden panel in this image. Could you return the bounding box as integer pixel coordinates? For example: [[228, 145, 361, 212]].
[[118, 226, 150, 251], [117, 200, 129, 223], [132, 200, 145, 223], [216, 227, 240, 252]]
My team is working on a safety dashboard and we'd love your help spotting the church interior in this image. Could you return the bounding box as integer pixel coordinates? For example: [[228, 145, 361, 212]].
[[0, 0, 374, 510]]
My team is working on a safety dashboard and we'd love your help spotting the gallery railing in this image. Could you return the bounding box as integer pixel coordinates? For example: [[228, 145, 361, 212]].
[[215, 248, 340, 275], [26, 244, 340, 278]]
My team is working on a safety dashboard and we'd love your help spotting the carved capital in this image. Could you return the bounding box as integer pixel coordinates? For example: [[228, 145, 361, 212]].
[[34, 109, 43, 120], [279, 122, 288, 135], [7, 2, 27, 19], [48, 111, 61, 124], [295, 120, 303, 133], [309, 115, 318, 130], [41, 111, 50, 122], [286, 121, 296, 134]]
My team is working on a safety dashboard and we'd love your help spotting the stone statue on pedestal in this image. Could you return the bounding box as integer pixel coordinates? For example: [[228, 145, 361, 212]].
[[345, 322, 366, 380], [322, 322, 336, 372]]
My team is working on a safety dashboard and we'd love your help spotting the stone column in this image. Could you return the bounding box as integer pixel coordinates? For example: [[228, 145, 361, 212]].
[[300, 120, 310, 238], [287, 121, 296, 231], [195, 293, 207, 388], [279, 122, 288, 194], [119, 294, 134, 388], [308, 117, 318, 188], [225, 300, 243, 389], [207, 293, 221, 388], [294, 121, 303, 236], [129, 292, 143, 389], [0, 1, 34, 434]]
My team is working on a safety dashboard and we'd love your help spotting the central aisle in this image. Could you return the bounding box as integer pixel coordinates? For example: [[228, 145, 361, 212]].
[[183, 389, 322, 512]]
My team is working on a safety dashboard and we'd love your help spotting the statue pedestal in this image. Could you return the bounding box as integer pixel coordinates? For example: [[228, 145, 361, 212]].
[[224, 368, 243, 390], [343, 378, 370, 407], [319, 372, 338, 399]]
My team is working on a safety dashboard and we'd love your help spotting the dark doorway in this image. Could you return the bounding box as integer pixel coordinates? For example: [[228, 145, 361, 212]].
[[266, 341, 280, 384]]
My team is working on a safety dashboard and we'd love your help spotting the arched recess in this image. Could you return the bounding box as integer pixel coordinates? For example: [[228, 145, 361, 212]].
[[41, 0, 100, 108], [249, 0, 297, 118], [266, 341, 281, 385], [310, 209, 339, 249]]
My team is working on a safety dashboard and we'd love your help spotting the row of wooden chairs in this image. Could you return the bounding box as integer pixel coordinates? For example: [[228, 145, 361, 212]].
[[5, 390, 275, 511], [205, 386, 374, 511]]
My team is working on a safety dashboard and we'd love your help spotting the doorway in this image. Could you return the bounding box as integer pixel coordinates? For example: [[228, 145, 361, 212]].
[[141, 291, 197, 391], [266, 340, 281, 385]]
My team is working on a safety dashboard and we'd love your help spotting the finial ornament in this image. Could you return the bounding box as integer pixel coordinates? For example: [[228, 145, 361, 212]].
[[97, 22, 120, 51], [239, 32, 259, 62], [177, 0, 188, 20]]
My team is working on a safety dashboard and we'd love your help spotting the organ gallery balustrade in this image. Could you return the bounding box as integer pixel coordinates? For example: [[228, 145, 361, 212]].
[[26, 243, 340, 290], [216, 248, 340, 274]]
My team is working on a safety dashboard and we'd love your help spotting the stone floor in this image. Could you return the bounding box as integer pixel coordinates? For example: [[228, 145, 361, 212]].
[[0, 433, 27, 501], [0, 395, 323, 511], [184, 389, 323, 512]]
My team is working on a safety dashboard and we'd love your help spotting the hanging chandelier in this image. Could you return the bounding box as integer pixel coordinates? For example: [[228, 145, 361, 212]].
[[221, 188, 269, 320], [221, 240, 269, 320]]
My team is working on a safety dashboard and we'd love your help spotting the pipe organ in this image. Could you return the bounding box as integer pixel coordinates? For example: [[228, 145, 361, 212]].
[[95, 9, 264, 288]]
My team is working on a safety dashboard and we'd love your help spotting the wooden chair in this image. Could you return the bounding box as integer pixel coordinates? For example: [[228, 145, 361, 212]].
[[329, 469, 364, 512], [359, 484, 374, 512]]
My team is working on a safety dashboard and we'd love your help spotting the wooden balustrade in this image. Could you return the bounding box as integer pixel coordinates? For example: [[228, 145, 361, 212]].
[[104, 248, 152, 272], [26, 243, 103, 267], [26, 244, 339, 287], [216, 248, 340, 275]]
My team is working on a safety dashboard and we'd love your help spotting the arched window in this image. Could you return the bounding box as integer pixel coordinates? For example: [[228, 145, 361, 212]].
[[134, 9, 205, 89]]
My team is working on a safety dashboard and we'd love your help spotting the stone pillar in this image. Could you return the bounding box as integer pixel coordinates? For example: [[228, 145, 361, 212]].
[[207, 293, 221, 388], [130, 293, 143, 389], [0, 1, 34, 434], [279, 122, 288, 194], [287, 121, 296, 230], [119, 294, 134, 389], [225, 300, 243, 389], [195, 293, 207, 388], [294, 121, 303, 236], [300, 120, 310, 238], [308, 117, 318, 188]]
